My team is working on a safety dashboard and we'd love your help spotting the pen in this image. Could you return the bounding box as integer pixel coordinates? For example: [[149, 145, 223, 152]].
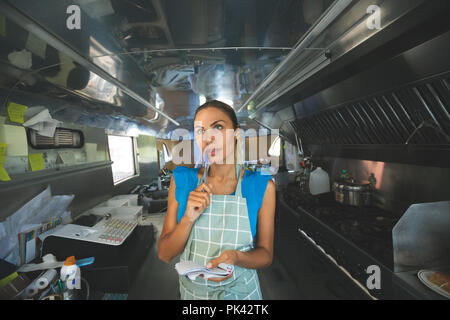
[[58, 279, 63, 293]]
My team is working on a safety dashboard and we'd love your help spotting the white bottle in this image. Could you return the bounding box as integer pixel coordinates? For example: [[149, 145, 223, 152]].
[[309, 167, 330, 195], [60, 256, 81, 291]]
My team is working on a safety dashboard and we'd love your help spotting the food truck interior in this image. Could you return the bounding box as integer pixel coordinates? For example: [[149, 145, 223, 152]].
[[0, 0, 449, 300]]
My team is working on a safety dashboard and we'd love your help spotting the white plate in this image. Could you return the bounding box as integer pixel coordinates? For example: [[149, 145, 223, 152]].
[[417, 270, 450, 299]]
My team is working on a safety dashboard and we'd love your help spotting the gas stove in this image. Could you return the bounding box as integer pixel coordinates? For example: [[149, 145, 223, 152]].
[[283, 188, 399, 270], [312, 204, 398, 269], [280, 185, 406, 299]]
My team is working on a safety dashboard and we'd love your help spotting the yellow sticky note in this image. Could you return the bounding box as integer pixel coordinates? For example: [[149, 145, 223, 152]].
[[0, 13, 5, 38], [7, 102, 28, 124], [28, 153, 45, 172], [0, 142, 6, 165], [0, 166, 10, 181]]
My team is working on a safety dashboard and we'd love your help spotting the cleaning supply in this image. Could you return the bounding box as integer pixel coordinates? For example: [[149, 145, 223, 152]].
[[309, 167, 330, 195], [60, 256, 81, 300]]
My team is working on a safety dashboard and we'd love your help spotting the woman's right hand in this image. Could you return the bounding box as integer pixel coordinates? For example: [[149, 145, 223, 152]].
[[185, 183, 213, 223]]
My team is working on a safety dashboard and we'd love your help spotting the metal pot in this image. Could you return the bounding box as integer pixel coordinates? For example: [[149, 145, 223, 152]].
[[332, 180, 372, 207]]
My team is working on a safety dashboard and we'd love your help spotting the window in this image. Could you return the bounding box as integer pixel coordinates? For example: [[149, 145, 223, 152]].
[[107, 135, 138, 184], [162, 142, 172, 162], [159, 142, 172, 170], [268, 136, 281, 157]]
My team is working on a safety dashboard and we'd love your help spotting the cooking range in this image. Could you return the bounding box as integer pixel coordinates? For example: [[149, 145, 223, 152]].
[[281, 185, 406, 299], [298, 195, 398, 269]]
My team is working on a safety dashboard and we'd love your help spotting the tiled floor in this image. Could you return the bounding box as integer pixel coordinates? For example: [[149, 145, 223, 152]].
[[128, 213, 304, 300]]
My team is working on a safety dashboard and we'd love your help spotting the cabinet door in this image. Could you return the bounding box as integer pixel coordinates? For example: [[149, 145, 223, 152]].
[[276, 201, 304, 278], [276, 201, 334, 299]]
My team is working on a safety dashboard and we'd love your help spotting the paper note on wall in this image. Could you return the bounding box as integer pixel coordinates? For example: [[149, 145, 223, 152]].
[[0, 166, 10, 181], [0, 142, 6, 165], [7, 102, 28, 124], [0, 125, 28, 156], [0, 142, 8, 181], [28, 153, 45, 172], [85, 143, 98, 162], [23, 107, 61, 138]]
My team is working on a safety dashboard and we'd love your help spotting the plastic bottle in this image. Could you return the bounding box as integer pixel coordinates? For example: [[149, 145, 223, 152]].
[[60, 256, 81, 300], [309, 167, 331, 195]]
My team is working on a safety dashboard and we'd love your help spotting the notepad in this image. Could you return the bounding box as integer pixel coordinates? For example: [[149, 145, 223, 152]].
[[175, 261, 234, 280]]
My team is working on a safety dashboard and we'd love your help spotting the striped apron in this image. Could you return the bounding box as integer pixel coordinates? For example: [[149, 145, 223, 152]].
[[179, 164, 262, 300]]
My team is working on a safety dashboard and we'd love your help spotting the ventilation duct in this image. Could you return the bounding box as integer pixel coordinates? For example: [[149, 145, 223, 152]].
[[293, 76, 450, 145]]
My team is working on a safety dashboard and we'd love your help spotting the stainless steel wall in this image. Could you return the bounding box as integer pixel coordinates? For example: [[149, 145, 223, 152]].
[[313, 155, 450, 216], [0, 133, 159, 221]]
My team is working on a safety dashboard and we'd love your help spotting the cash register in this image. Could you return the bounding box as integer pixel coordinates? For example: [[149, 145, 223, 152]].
[[42, 195, 155, 293]]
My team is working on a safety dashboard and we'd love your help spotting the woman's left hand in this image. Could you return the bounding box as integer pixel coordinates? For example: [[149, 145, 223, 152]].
[[201, 250, 239, 282]]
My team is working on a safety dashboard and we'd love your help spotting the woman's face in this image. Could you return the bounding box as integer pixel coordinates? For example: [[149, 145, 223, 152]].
[[194, 107, 238, 164]]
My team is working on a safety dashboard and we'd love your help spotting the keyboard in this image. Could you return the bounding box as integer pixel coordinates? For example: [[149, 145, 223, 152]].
[[98, 218, 138, 244], [52, 206, 142, 246]]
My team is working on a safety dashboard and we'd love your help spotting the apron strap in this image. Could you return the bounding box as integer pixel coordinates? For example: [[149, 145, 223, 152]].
[[198, 164, 243, 197]]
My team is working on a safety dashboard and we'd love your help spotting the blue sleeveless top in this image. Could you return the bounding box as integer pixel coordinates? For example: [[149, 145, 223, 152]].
[[172, 166, 272, 238]]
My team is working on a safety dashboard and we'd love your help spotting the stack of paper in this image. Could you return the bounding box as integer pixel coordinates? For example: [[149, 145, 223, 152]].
[[175, 261, 234, 280]]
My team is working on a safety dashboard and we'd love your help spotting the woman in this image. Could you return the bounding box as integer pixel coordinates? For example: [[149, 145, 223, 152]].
[[158, 100, 276, 300]]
